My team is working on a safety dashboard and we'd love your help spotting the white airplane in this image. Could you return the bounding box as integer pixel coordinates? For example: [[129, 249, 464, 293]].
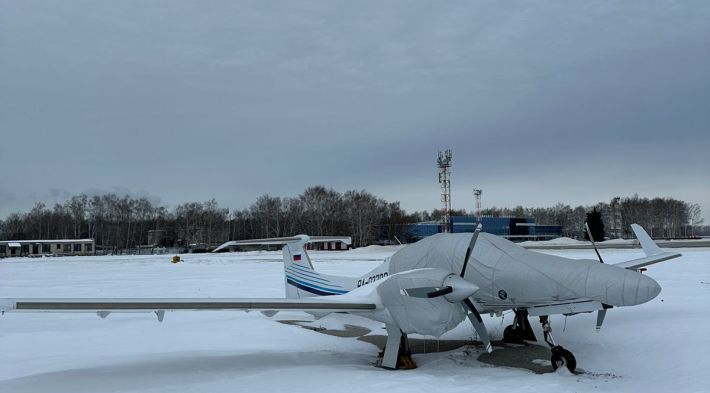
[[0, 224, 679, 372]]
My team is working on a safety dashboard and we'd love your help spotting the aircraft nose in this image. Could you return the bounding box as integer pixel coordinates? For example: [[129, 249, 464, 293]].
[[585, 263, 663, 307], [620, 271, 662, 306], [637, 274, 662, 304]]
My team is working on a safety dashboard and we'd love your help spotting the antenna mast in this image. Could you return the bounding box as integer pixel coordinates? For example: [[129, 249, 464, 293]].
[[437, 149, 452, 233], [473, 188, 482, 225]]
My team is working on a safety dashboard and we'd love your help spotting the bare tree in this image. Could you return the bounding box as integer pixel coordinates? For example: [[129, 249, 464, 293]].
[[688, 203, 704, 236]]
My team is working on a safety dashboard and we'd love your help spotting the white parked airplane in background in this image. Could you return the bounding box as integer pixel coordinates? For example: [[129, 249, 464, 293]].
[[1, 224, 679, 372]]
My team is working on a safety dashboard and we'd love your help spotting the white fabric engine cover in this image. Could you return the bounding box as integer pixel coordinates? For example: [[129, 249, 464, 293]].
[[376, 268, 467, 336], [468, 233, 660, 307], [389, 232, 660, 310], [389, 233, 471, 276]]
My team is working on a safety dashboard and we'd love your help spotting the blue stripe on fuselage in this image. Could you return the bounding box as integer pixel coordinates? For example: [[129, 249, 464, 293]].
[[285, 276, 349, 295], [285, 268, 336, 286], [285, 267, 344, 288], [287, 279, 346, 296], [289, 263, 318, 274]]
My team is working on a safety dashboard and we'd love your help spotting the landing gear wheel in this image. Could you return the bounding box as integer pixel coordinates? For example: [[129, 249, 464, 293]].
[[550, 346, 576, 373], [503, 325, 516, 342], [503, 309, 537, 344], [503, 325, 525, 344]]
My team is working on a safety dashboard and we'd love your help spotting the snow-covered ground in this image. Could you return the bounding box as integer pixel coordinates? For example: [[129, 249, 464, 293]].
[[519, 237, 709, 248], [1, 247, 708, 393]]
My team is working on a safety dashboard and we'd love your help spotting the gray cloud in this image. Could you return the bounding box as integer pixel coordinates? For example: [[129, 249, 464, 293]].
[[1, 1, 708, 221]]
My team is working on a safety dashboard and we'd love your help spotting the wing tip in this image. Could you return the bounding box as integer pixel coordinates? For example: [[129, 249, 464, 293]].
[[630, 224, 663, 256], [0, 298, 16, 312]]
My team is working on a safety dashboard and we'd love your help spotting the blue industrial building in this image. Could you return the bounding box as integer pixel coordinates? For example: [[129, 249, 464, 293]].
[[407, 216, 562, 241]]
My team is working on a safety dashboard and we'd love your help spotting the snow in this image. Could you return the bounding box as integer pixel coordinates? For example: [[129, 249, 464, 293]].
[[519, 237, 637, 246], [1, 247, 709, 393], [600, 238, 633, 245], [343, 244, 403, 255], [520, 236, 584, 246]]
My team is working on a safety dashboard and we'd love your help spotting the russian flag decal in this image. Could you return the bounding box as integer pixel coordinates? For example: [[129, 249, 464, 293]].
[[293, 254, 302, 261]]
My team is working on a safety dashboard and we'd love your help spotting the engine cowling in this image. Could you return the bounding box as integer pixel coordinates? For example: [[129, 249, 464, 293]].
[[376, 268, 468, 336]]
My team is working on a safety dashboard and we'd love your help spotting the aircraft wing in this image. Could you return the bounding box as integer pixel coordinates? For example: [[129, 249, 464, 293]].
[[213, 235, 351, 252], [612, 224, 681, 270], [613, 252, 681, 270], [0, 298, 375, 314], [524, 299, 604, 316]]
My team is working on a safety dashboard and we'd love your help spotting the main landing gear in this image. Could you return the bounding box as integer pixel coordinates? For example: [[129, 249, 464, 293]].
[[540, 315, 576, 373], [503, 309, 577, 373], [503, 309, 537, 344], [377, 324, 417, 370]]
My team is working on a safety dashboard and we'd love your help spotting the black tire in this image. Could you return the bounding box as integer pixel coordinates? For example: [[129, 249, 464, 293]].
[[550, 346, 576, 373], [503, 325, 524, 344], [503, 325, 514, 341]]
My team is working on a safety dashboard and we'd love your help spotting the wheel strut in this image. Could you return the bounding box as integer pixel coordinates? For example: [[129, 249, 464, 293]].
[[396, 333, 417, 369], [539, 315, 556, 347], [378, 325, 417, 370]]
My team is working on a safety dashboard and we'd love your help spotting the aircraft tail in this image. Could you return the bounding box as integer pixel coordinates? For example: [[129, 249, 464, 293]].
[[612, 224, 681, 270], [214, 235, 359, 298]]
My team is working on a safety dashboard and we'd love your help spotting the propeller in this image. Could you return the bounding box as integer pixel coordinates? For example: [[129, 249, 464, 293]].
[[404, 274, 491, 353], [460, 224, 481, 279], [407, 224, 482, 299], [585, 221, 612, 331], [403, 275, 476, 302], [426, 286, 453, 298], [458, 225, 491, 352], [402, 226, 492, 352], [585, 222, 604, 263], [463, 298, 492, 353], [432, 225, 491, 352]]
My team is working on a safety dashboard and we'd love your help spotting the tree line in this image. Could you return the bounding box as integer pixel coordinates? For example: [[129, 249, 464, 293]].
[[0, 189, 705, 252], [0, 186, 414, 250], [473, 195, 705, 239]]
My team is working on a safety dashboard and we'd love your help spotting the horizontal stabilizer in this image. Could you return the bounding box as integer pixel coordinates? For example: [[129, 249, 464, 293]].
[[612, 252, 681, 270], [613, 224, 681, 270], [213, 235, 351, 252]]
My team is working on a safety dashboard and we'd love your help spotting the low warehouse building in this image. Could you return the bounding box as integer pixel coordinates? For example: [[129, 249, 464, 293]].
[[0, 239, 95, 258], [407, 216, 563, 241]]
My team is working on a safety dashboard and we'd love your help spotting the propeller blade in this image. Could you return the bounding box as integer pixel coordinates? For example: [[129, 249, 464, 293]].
[[427, 286, 453, 298], [596, 303, 612, 331], [401, 286, 454, 299], [586, 222, 612, 330], [585, 222, 605, 263], [402, 275, 478, 301], [401, 287, 439, 298], [463, 298, 492, 353], [460, 225, 482, 278], [596, 309, 607, 331]]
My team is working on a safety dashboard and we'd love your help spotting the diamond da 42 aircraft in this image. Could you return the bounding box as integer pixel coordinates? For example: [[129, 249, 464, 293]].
[[1, 224, 680, 372]]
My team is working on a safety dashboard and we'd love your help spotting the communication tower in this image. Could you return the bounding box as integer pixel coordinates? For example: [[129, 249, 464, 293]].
[[473, 188, 482, 225], [437, 149, 452, 233]]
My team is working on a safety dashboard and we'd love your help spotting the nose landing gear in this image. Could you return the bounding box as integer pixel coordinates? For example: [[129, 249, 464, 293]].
[[540, 315, 576, 373]]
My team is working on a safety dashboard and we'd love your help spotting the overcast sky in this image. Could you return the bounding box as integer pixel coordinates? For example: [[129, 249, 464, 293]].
[[1, 1, 709, 222]]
